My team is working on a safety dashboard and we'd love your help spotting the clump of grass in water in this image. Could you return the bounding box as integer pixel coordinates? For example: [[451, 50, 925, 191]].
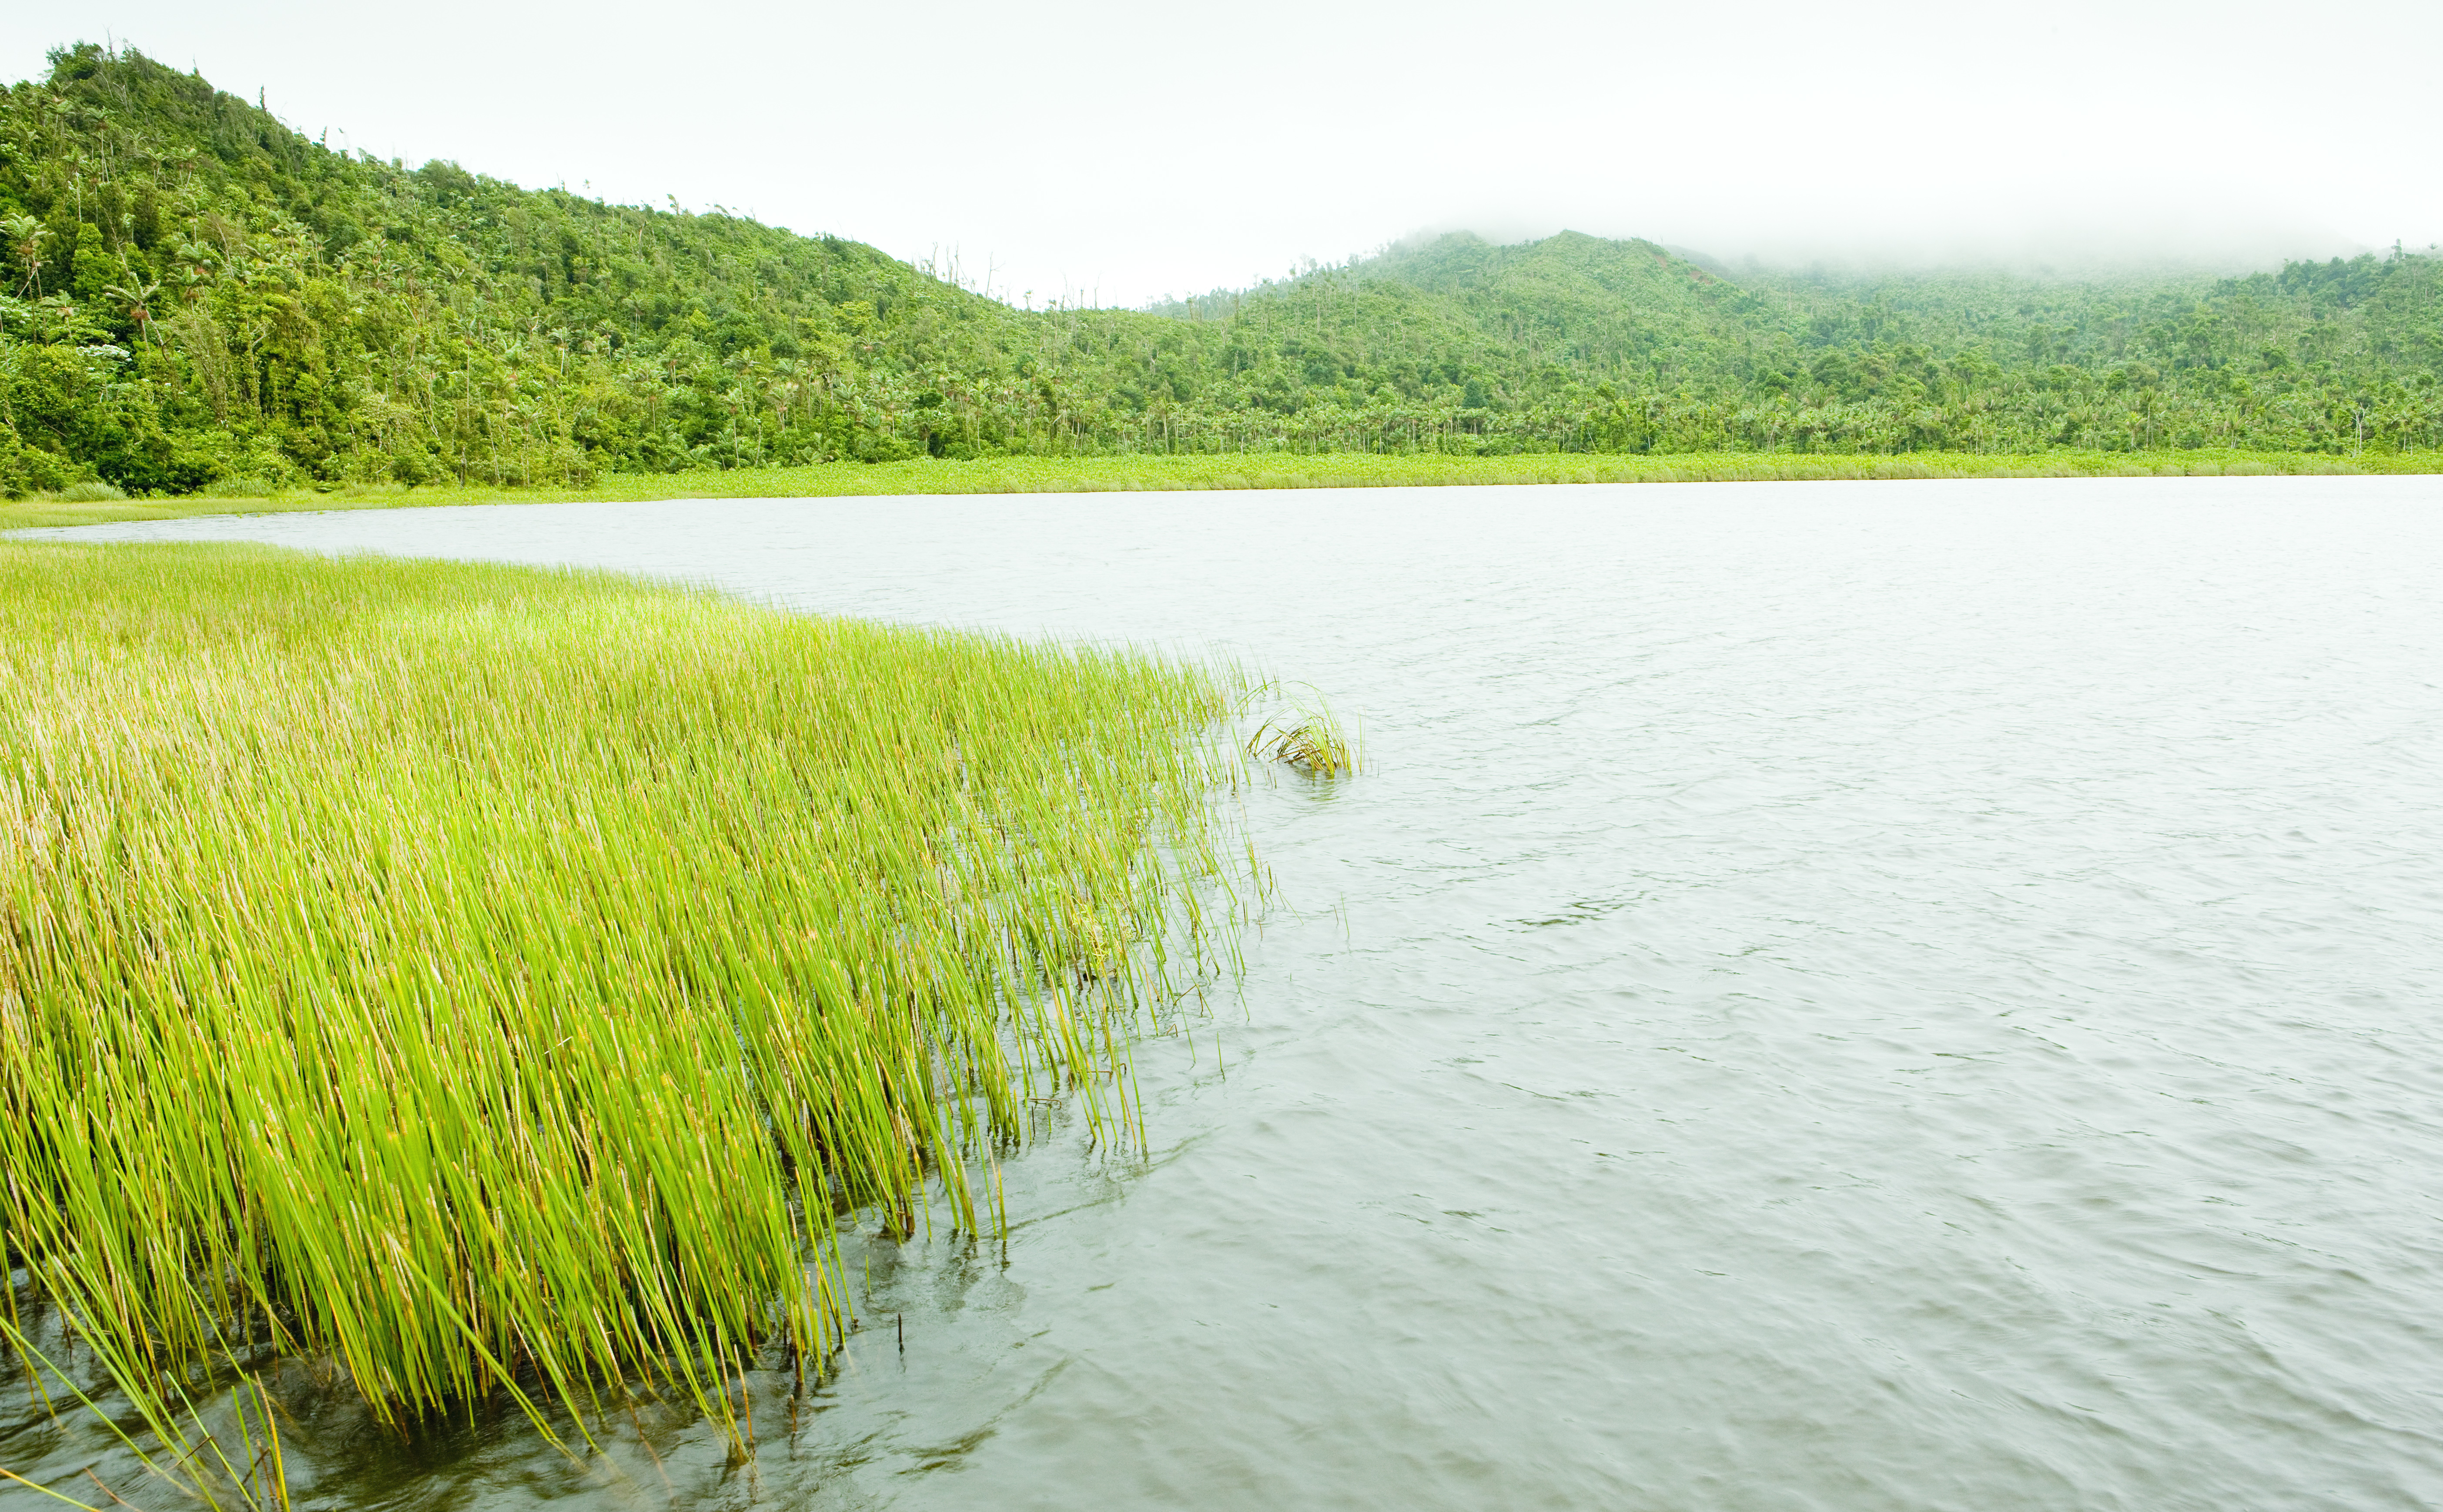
[[1244, 685, 1361, 778], [0, 542, 1256, 1507]]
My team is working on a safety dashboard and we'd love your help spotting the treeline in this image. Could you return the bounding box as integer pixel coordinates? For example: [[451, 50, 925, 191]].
[[2, 42, 2438, 496]]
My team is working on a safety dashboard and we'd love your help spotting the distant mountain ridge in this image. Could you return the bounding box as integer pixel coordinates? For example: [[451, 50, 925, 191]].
[[1, 41, 2436, 495]]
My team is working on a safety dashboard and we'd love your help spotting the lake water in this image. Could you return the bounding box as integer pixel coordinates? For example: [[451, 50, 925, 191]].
[[18, 476, 2443, 1510]]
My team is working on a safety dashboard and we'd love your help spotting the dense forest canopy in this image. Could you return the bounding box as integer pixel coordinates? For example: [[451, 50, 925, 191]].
[[1, 42, 2437, 495]]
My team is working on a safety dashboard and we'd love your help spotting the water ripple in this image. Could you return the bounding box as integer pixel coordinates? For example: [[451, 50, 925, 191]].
[[22, 475, 2443, 1510]]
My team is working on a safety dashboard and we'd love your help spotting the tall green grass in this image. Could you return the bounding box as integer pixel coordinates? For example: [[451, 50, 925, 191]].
[[5, 447, 2437, 530], [0, 543, 1247, 1504]]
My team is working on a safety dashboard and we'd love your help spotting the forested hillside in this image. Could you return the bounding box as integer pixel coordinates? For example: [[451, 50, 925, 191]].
[[3, 42, 2438, 496]]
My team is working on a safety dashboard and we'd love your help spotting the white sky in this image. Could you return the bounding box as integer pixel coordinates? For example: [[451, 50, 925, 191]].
[[7, 0, 2438, 308]]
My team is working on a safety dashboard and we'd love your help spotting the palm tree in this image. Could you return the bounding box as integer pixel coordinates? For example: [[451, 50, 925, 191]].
[[720, 384, 750, 468], [3, 212, 51, 296], [102, 278, 162, 344], [170, 233, 216, 303]]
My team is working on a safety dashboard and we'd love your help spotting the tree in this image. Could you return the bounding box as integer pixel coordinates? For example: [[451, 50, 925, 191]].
[[102, 279, 162, 344], [3, 212, 52, 296]]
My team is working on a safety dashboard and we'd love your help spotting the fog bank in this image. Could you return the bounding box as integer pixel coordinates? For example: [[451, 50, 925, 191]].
[[7, 0, 2434, 307]]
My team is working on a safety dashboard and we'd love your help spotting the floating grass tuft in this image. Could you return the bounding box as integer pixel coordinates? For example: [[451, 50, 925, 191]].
[[1244, 685, 1362, 779], [0, 542, 1251, 1501]]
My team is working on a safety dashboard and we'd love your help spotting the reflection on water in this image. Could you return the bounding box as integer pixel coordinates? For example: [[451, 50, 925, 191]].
[[13, 476, 2443, 1509]]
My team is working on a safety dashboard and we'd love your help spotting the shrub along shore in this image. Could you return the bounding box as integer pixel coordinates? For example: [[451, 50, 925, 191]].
[[0, 542, 1248, 1508], [5, 446, 2436, 531]]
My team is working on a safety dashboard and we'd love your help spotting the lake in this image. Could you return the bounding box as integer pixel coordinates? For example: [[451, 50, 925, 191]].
[[21, 475, 2443, 1510]]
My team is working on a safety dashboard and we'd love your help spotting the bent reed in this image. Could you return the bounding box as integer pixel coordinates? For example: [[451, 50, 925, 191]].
[[0, 543, 1245, 1500]]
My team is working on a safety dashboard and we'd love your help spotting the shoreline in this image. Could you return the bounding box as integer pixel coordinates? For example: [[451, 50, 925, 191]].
[[5, 447, 2438, 531]]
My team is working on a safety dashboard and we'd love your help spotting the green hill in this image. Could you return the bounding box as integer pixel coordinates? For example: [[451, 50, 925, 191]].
[[2, 41, 2438, 496]]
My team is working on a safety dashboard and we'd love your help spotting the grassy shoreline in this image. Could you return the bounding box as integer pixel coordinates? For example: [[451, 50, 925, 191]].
[[2, 543, 1245, 1506], [7, 447, 2438, 530]]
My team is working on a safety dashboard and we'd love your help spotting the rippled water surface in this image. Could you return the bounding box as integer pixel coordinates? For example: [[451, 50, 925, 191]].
[[21, 477, 2443, 1510]]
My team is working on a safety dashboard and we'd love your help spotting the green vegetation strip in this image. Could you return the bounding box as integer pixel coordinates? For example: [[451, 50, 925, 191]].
[[7, 45, 2442, 498], [0, 543, 1242, 1498], [7, 446, 2435, 530]]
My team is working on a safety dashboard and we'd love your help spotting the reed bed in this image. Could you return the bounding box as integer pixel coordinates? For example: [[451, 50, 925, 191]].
[[7, 447, 2438, 530], [0, 542, 1247, 1503]]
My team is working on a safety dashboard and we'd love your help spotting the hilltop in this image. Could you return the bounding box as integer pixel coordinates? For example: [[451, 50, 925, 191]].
[[1, 41, 2437, 496]]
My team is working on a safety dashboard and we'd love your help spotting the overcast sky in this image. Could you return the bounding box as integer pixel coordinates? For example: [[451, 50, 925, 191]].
[[7, 1, 2437, 308]]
